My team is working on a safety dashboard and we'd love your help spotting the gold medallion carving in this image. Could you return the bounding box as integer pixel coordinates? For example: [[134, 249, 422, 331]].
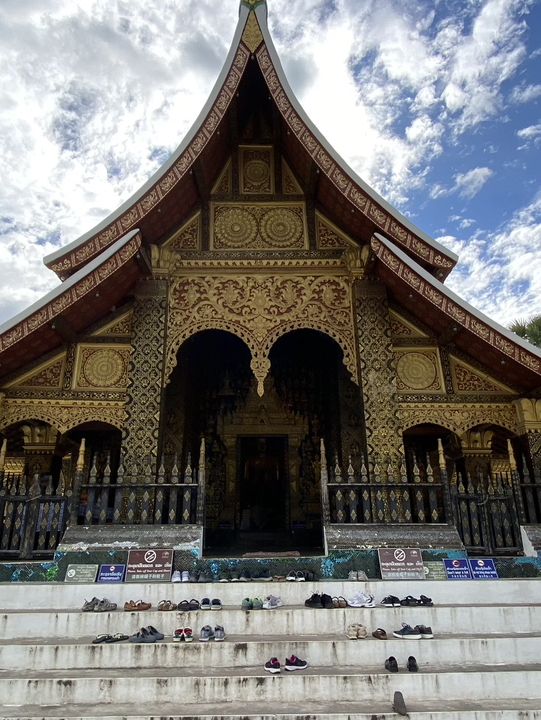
[[240, 146, 273, 194], [212, 203, 306, 250], [167, 274, 357, 396], [395, 349, 443, 393], [75, 346, 131, 390]]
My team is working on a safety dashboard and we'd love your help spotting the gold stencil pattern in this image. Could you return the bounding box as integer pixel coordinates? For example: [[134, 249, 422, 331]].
[[7, 356, 65, 389], [395, 350, 443, 393], [241, 9, 264, 52], [317, 215, 350, 250], [240, 146, 273, 194], [165, 214, 200, 251], [212, 203, 306, 250], [94, 312, 133, 337], [450, 356, 513, 394], [282, 160, 303, 195], [0, 399, 126, 434], [76, 347, 130, 390], [167, 274, 358, 396], [400, 402, 518, 436]]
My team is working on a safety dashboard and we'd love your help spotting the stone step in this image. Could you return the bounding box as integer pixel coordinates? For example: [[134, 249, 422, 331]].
[[1, 666, 540, 706], [3, 700, 541, 720], [1, 634, 540, 671], [1, 579, 538, 610], [2, 604, 540, 639]]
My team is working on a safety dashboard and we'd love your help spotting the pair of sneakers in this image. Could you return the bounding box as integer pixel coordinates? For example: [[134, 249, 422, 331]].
[[262, 595, 283, 609], [242, 597, 263, 610], [393, 623, 433, 639], [347, 591, 375, 608], [385, 655, 418, 673], [346, 623, 368, 639], [264, 655, 308, 673], [347, 570, 369, 581], [129, 625, 164, 643], [173, 627, 194, 642], [200, 624, 225, 642], [201, 598, 222, 610]]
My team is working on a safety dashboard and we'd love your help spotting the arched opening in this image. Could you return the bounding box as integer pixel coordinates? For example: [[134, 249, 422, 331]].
[[162, 328, 365, 554], [0, 420, 62, 492], [403, 423, 464, 482]]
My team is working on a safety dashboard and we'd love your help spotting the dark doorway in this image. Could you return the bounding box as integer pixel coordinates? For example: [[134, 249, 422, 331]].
[[238, 436, 288, 533]]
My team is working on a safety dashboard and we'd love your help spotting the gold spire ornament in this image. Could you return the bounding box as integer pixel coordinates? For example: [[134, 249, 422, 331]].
[[240, 0, 267, 12]]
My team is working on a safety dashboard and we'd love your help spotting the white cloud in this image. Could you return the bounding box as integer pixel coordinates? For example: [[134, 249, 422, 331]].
[[510, 83, 541, 103], [517, 124, 541, 139], [454, 167, 494, 199]]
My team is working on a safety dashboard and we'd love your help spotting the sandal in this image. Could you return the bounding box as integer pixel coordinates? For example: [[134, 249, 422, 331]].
[[158, 600, 177, 611], [94, 598, 117, 612], [188, 599, 200, 611], [124, 599, 152, 611], [337, 596, 348, 608], [92, 634, 112, 644], [419, 595, 433, 606], [105, 633, 129, 643], [332, 596, 340, 608], [177, 600, 190, 612]]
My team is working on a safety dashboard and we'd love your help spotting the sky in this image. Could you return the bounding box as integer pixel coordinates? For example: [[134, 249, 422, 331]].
[[0, 0, 540, 330]]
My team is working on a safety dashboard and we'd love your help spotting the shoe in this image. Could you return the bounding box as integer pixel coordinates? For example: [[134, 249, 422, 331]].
[[188, 599, 200, 611], [347, 592, 375, 608], [188, 572, 198, 583], [357, 570, 368, 581], [242, 598, 253, 610], [419, 594, 433, 606], [346, 623, 359, 639], [214, 625, 225, 641], [94, 598, 117, 612], [258, 569, 272, 582], [183, 627, 193, 643], [252, 597, 263, 610], [332, 596, 348, 608], [393, 623, 422, 639], [285, 654, 308, 671], [347, 570, 358, 581], [218, 572, 230, 583], [129, 627, 155, 643], [201, 597, 211, 610], [198, 572, 212, 583], [286, 570, 296, 581], [230, 572, 241, 582], [171, 570, 181, 583], [199, 624, 214, 642], [372, 628, 387, 640], [305, 570, 316, 581], [211, 598, 222, 610], [321, 593, 334, 609], [418, 624, 433, 639], [264, 657, 281, 674], [263, 594, 283, 609], [305, 593, 323, 608], [146, 625, 164, 641], [381, 595, 401, 607], [124, 599, 152, 611], [356, 624, 368, 639], [158, 599, 177, 611], [181, 570, 190, 582], [385, 656, 398, 673], [400, 595, 420, 606], [393, 691, 408, 716], [239, 569, 252, 582], [407, 655, 418, 672], [295, 571, 306, 582], [173, 628, 184, 642], [82, 597, 100, 612]]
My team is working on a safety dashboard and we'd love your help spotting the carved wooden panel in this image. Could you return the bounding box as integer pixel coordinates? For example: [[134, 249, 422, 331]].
[[240, 146, 274, 195], [211, 203, 307, 250], [395, 348, 445, 394]]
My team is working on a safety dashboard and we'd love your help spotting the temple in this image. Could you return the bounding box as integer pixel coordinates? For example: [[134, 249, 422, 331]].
[[1, 0, 541, 565]]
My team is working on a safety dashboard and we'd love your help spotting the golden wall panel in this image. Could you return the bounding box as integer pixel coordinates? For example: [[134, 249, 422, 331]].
[[211, 160, 232, 196], [5, 353, 66, 389], [316, 213, 352, 250], [211, 202, 307, 250], [282, 159, 303, 195], [389, 310, 429, 339], [394, 347, 444, 393], [93, 311, 133, 338], [239, 145, 274, 194], [399, 401, 518, 435], [449, 355, 514, 395], [0, 398, 126, 433], [74, 344, 131, 391], [163, 214, 200, 251]]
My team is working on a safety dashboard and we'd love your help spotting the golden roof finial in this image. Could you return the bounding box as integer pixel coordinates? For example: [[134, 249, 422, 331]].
[[240, 0, 267, 15]]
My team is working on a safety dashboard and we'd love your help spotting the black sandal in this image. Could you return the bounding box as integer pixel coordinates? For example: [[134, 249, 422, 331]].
[[92, 634, 112, 644]]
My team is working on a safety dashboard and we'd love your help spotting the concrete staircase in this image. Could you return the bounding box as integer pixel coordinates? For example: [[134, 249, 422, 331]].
[[1, 578, 541, 719]]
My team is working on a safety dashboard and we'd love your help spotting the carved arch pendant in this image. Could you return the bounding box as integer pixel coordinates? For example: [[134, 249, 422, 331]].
[[166, 274, 359, 396]]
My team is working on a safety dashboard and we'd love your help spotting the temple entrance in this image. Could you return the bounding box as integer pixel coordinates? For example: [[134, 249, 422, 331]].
[[238, 436, 287, 533]]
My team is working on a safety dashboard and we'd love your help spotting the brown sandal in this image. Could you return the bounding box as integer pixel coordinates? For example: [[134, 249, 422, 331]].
[[124, 599, 152, 611], [158, 599, 176, 611]]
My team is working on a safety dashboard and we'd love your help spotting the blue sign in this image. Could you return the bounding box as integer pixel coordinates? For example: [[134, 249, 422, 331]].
[[469, 558, 498, 579], [444, 558, 472, 580], [97, 564, 126, 583]]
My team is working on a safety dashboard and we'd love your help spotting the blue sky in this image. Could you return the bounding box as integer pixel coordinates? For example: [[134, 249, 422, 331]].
[[0, 0, 539, 329]]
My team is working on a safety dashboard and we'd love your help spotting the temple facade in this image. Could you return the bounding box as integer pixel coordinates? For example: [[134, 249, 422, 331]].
[[1, 0, 541, 562]]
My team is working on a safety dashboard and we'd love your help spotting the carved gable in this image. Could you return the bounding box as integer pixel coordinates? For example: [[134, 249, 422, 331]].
[[93, 311, 133, 338], [389, 310, 429, 340], [450, 355, 514, 395], [5, 353, 66, 389]]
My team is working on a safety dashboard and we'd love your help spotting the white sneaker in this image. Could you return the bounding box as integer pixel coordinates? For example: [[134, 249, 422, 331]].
[[181, 570, 190, 582], [347, 592, 375, 608], [263, 594, 283, 609], [171, 571, 181, 583]]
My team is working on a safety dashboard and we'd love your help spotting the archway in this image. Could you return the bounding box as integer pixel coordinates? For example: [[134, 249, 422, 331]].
[[403, 423, 464, 483]]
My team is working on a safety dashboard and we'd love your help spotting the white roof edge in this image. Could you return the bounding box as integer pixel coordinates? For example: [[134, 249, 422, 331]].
[[44, 7, 251, 268], [256, 6, 458, 268], [1, 229, 141, 337], [374, 231, 541, 360]]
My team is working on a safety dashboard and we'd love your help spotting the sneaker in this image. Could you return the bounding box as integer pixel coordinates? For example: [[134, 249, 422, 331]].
[[171, 571, 182, 583], [181, 570, 190, 582], [346, 623, 359, 639], [348, 592, 375, 608], [264, 657, 281, 674], [357, 570, 368, 581], [393, 690, 408, 716], [347, 570, 358, 581], [239, 569, 251, 582], [214, 625, 225, 641], [252, 597, 263, 610], [419, 595, 433, 606], [321, 593, 334, 609], [285, 654, 308, 671], [241, 598, 253, 610], [146, 625, 164, 641], [218, 572, 230, 583], [183, 627, 193, 643], [372, 628, 387, 640], [211, 598, 222, 610], [94, 598, 117, 612], [418, 624, 434, 639], [295, 571, 306, 582], [356, 624, 368, 639], [407, 655, 418, 672], [258, 569, 272, 582], [82, 597, 100, 612], [263, 595, 283, 609], [230, 572, 241, 582], [385, 656, 399, 673], [305, 593, 323, 608], [381, 595, 401, 607], [198, 572, 212, 583], [400, 595, 420, 606], [286, 570, 296, 581], [199, 625, 214, 642], [173, 628, 184, 642], [129, 627, 155, 643], [393, 623, 422, 640], [201, 597, 211, 610]]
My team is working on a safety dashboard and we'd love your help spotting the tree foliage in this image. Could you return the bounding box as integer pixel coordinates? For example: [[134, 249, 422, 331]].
[[510, 314, 541, 348]]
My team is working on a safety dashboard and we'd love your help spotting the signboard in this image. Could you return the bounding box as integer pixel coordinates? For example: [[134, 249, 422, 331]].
[[125, 549, 173, 582], [423, 560, 448, 580], [64, 564, 99, 583], [444, 558, 472, 580], [469, 558, 499, 579], [97, 564, 126, 583], [378, 548, 425, 580]]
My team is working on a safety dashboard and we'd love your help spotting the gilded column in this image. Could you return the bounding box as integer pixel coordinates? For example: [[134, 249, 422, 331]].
[[121, 279, 168, 472], [355, 280, 404, 471]]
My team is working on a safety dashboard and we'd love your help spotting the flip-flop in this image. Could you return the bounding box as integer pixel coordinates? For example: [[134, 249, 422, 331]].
[[105, 633, 129, 643], [188, 599, 201, 611], [177, 600, 190, 612], [92, 634, 112, 644], [158, 599, 176, 611]]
